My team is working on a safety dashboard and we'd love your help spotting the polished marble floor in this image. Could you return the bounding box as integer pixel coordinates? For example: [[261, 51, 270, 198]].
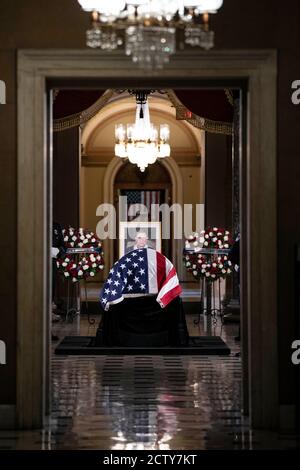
[[0, 312, 299, 450]]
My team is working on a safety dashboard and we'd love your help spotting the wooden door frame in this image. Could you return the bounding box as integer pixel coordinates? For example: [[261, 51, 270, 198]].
[[17, 49, 277, 429]]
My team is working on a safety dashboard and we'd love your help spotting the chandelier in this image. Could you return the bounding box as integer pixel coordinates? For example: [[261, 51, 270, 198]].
[[77, 1, 223, 69], [114, 91, 170, 172]]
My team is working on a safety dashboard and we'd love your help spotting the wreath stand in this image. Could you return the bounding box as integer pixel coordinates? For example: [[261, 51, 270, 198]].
[[184, 247, 230, 334], [64, 248, 98, 325], [65, 279, 80, 323]]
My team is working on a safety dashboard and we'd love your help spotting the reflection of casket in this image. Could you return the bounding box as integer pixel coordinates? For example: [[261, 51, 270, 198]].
[[97, 296, 188, 347]]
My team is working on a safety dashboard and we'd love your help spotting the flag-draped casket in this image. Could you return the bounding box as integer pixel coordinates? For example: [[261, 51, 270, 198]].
[[98, 249, 187, 347], [100, 248, 182, 311]]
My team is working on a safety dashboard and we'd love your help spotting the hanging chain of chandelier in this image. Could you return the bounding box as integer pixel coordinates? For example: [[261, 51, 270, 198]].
[[115, 90, 170, 173], [77, 1, 223, 69]]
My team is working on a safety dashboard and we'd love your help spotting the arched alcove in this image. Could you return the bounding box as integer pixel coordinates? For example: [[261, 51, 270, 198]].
[[81, 93, 203, 279], [101, 155, 185, 279]]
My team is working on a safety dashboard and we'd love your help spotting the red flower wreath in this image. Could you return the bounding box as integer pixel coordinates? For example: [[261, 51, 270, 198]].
[[184, 228, 233, 281], [56, 227, 104, 283]]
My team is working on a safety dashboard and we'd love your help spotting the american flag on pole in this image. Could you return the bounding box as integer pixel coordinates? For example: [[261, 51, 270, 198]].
[[124, 190, 161, 221], [100, 248, 182, 311]]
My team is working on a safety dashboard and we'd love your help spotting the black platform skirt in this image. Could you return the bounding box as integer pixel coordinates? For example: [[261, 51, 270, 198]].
[[96, 296, 189, 347]]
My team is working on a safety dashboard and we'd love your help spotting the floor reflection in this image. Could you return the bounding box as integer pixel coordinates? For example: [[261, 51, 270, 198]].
[[0, 314, 299, 449]]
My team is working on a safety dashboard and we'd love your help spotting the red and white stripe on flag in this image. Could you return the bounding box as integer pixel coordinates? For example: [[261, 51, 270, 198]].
[[141, 191, 160, 220], [147, 249, 182, 308]]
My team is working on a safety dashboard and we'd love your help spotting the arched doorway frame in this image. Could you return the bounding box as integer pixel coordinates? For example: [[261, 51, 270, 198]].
[[16, 49, 278, 431]]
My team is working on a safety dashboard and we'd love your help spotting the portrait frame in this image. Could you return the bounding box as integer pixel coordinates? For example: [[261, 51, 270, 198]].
[[119, 221, 161, 258]]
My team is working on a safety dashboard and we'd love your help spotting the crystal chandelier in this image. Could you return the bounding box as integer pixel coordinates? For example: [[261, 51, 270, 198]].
[[114, 91, 170, 172], [77, 1, 223, 69]]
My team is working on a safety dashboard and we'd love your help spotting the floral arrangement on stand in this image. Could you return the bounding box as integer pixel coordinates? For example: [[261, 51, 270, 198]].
[[184, 228, 232, 281], [56, 227, 104, 283], [185, 227, 231, 251]]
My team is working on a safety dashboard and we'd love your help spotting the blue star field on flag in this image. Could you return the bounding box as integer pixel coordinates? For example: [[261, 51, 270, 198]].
[[100, 248, 149, 310]]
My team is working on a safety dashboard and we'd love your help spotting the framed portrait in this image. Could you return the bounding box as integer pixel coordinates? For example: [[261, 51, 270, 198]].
[[119, 221, 161, 258]]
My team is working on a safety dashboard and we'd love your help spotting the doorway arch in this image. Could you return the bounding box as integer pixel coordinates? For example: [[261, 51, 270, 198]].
[[16, 49, 277, 431]]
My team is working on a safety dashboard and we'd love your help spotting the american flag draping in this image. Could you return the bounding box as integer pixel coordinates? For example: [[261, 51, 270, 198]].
[[100, 248, 182, 311]]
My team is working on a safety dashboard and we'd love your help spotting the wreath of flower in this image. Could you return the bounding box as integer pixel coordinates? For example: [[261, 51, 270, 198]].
[[184, 253, 232, 281], [185, 227, 231, 251], [56, 227, 104, 283], [184, 228, 232, 281]]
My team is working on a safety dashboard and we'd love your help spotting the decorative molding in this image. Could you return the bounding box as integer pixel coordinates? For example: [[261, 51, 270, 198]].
[[85, 148, 198, 157], [167, 89, 233, 135], [53, 89, 115, 132], [178, 161, 201, 167], [18, 48, 277, 65], [82, 151, 200, 167], [225, 88, 234, 106], [82, 161, 111, 168], [81, 159, 201, 168]]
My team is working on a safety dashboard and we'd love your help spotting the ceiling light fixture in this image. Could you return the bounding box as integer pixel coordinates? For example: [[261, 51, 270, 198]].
[[114, 91, 170, 172], [77, 1, 223, 69]]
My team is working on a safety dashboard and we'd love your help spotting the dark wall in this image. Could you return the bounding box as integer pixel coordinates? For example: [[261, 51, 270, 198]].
[[205, 134, 232, 230], [53, 127, 80, 228], [0, 0, 299, 416], [0, 45, 16, 405]]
